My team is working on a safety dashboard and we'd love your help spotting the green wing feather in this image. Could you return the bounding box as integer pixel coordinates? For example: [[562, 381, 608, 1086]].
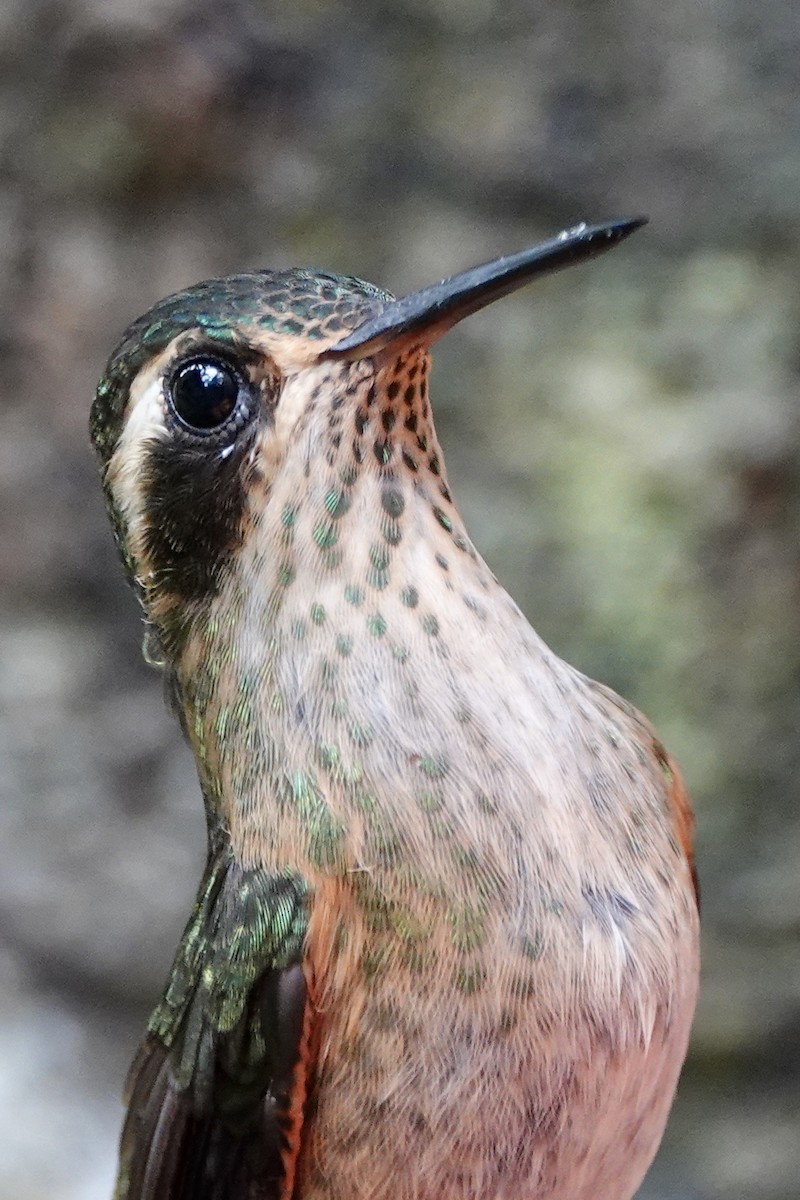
[[115, 849, 310, 1200]]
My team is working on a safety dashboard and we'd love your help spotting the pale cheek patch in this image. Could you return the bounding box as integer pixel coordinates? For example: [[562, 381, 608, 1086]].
[[105, 348, 174, 566]]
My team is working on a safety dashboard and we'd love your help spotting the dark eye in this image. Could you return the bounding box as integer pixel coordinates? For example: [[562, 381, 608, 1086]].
[[168, 357, 243, 432]]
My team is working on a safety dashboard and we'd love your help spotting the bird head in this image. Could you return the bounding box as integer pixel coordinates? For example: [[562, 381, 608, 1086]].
[[91, 218, 644, 663]]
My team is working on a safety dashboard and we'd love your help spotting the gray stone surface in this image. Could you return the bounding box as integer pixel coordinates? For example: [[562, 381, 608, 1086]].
[[1, 3, 799, 1197]]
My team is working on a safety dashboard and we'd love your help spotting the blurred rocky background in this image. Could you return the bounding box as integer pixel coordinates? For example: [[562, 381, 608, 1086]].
[[1, 1, 799, 1197]]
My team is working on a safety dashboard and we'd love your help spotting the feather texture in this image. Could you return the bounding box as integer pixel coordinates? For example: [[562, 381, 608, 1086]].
[[115, 851, 310, 1200]]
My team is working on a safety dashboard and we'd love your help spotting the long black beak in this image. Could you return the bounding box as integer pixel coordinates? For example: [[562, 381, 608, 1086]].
[[328, 216, 646, 359]]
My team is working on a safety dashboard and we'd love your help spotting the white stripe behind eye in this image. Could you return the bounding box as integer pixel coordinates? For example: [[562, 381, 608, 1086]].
[[105, 346, 175, 539]]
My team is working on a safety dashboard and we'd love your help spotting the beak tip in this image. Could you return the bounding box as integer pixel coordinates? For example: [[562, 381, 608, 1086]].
[[618, 214, 649, 235], [328, 214, 649, 358], [586, 215, 648, 244]]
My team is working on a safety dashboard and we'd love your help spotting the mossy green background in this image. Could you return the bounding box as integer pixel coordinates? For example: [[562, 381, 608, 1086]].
[[1, 3, 798, 1197]]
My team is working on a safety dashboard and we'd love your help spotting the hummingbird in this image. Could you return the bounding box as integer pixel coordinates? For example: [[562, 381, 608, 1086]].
[[90, 217, 699, 1200]]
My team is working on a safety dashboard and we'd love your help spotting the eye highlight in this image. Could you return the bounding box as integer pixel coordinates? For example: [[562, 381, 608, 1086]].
[[167, 356, 246, 433]]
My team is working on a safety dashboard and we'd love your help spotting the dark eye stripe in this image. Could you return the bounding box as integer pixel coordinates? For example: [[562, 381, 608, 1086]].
[[139, 422, 256, 643]]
